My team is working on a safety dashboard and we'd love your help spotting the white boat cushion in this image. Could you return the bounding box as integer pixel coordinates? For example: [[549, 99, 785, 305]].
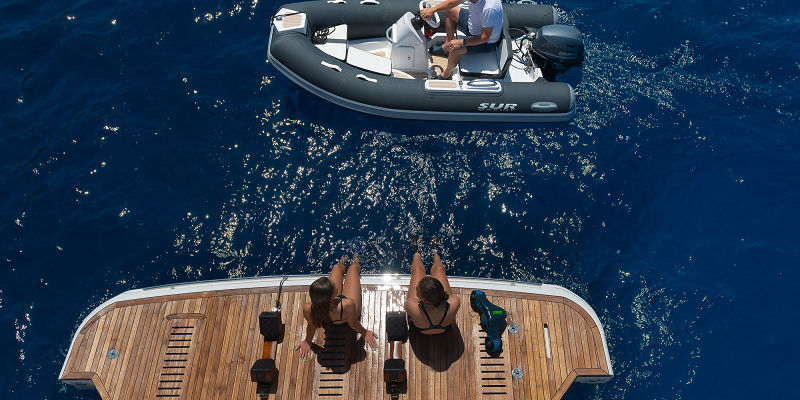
[[274, 9, 307, 35], [459, 45, 501, 76], [315, 24, 348, 61], [346, 46, 392, 76]]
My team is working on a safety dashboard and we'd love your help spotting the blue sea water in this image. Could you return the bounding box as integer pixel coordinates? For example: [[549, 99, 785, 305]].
[[1, 0, 798, 398]]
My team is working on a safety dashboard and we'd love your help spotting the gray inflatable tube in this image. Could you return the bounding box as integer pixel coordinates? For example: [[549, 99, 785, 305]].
[[267, 0, 576, 122]]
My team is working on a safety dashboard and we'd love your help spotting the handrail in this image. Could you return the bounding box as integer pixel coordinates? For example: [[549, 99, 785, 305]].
[[356, 74, 378, 83], [466, 79, 499, 87], [320, 61, 342, 72]]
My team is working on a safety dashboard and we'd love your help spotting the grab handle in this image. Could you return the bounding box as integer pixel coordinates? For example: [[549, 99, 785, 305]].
[[530, 102, 558, 112], [386, 26, 393, 42], [356, 74, 378, 83], [360, 0, 379, 4], [327, 0, 346, 3], [321, 61, 342, 72], [466, 79, 499, 87]]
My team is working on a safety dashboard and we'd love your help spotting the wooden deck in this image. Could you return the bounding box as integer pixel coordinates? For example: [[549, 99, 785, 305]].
[[61, 284, 610, 400]]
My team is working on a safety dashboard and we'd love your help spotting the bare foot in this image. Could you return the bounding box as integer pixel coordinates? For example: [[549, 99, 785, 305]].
[[410, 234, 421, 254], [430, 237, 441, 254]]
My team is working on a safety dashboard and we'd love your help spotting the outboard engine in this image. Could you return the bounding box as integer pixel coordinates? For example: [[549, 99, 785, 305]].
[[529, 24, 585, 73]]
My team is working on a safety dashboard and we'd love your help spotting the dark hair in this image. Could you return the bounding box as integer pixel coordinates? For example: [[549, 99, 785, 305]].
[[309, 277, 336, 328], [416, 277, 448, 306]]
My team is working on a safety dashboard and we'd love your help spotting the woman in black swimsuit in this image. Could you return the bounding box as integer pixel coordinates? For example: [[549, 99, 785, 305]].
[[296, 253, 378, 360], [405, 237, 461, 334]]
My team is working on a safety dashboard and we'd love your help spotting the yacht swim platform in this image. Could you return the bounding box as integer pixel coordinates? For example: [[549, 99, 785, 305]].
[[59, 275, 613, 400]]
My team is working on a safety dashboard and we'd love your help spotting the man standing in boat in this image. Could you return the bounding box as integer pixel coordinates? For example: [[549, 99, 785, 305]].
[[420, 0, 503, 80]]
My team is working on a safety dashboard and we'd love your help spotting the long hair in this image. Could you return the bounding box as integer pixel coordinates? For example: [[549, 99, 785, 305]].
[[416, 277, 449, 306], [309, 277, 336, 328]]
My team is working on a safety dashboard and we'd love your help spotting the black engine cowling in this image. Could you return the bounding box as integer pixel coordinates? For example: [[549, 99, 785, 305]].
[[530, 24, 585, 73]]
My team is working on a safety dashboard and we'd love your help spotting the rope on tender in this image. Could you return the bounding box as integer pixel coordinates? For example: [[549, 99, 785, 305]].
[[312, 26, 337, 45]]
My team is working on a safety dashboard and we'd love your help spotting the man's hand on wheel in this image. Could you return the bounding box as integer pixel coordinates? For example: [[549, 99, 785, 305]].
[[420, 8, 435, 20]]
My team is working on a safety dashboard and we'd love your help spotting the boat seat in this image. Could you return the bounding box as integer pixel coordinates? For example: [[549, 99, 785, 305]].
[[386, 311, 408, 341], [252, 310, 282, 397], [250, 358, 276, 383], [315, 24, 348, 61], [346, 46, 392, 76], [459, 15, 512, 79], [384, 311, 407, 399], [259, 311, 282, 341], [459, 49, 500, 76]]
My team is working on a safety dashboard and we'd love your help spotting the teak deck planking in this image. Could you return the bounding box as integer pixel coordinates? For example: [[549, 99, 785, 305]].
[[62, 285, 610, 400]]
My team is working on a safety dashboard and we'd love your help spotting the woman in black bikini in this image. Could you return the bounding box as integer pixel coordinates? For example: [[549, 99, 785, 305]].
[[296, 253, 378, 360], [405, 236, 461, 334]]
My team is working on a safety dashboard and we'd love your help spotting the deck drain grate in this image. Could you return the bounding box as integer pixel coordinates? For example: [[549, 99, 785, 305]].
[[478, 330, 508, 396], [316, 326, 349, 397], [156, 324, 196, 398]]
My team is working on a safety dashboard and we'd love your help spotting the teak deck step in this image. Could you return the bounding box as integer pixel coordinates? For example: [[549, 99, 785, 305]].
[[60, 276, 612, 400]]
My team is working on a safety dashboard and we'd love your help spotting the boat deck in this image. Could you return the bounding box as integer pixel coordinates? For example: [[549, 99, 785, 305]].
[[61, 278, 611, 400]]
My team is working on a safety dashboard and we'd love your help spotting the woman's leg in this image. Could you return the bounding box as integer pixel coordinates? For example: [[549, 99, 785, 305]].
[[329, 257, 346, 296], [342, 254, 362, 316], [430, 254, 453, 295], [408, 252, 427, 302]]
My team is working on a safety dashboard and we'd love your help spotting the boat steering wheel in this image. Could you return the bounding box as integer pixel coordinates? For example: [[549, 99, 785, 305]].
[[419, 1, 440, 29]]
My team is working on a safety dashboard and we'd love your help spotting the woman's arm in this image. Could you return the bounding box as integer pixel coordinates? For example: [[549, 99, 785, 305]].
[[295, 304, 317, 359], [345, 301, 378, 348]]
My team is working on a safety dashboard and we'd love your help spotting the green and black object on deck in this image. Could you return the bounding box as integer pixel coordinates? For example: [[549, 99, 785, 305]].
[[470, 290, 507, 352]]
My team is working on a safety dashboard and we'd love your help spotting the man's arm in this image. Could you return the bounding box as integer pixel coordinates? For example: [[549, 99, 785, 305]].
[[420, 0, 462, 19], [464, 26, 492, 46], [444, 26, 491, 52]]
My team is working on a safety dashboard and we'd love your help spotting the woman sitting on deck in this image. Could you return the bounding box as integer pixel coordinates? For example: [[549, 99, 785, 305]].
[[405, 236, 461, 334], [296, 253, 378, 360]]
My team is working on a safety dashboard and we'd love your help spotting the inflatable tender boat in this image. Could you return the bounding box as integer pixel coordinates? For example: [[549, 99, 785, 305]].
[[267, 0, 586, 122]]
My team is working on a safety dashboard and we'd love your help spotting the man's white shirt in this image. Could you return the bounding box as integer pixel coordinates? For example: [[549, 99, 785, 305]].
[[467, 0, 503, 44]]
